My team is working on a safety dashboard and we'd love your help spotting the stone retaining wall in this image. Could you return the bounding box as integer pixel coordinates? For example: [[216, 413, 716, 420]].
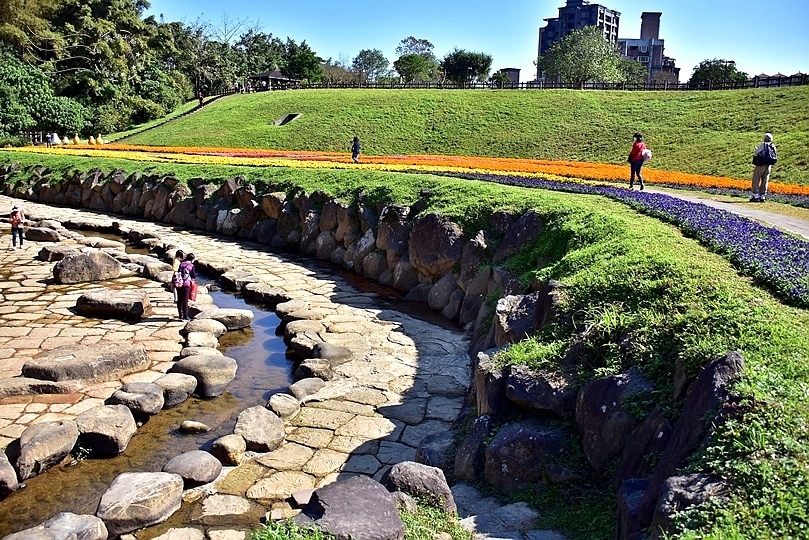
[[0, 163, 552, 355]]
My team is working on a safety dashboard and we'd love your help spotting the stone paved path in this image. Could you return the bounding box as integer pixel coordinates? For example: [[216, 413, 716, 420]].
[[0, 194, 471, 531], [645, 187, 809, 240]]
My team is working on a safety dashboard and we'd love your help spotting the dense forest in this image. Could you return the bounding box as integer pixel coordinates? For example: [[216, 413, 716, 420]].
[[0, 0, 323, 139]]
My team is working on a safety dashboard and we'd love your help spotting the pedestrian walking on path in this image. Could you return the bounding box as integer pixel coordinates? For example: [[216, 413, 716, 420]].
[[751, 133, 778, 203], [8, 205, 25, 250], [174, 253, 196, 320], [628, 132, 647, 190], [351, 136, 361, 163], [171, 249, 185, 301]]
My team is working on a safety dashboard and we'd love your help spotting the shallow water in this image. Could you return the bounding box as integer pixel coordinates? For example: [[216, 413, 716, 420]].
[[0, 282, 290, 536]]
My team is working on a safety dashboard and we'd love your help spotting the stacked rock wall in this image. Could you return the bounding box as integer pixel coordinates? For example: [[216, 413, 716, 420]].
[[0, 163, 554, 355]]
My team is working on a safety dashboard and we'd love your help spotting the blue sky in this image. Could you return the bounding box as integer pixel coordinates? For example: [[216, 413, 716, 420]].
[[146, 0, 809, 82]]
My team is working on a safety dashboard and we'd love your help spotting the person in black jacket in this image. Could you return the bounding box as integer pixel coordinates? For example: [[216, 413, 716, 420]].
[[351, 136, 361, 163]]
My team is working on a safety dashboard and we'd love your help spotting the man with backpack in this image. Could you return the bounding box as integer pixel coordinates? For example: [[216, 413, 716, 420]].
[[750, 133, 778, 203]]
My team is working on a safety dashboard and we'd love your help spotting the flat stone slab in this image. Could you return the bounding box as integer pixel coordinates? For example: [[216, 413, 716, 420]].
[[246, 471, 317, 501], [0, 377, 82, 398], [22, 344, 149, 383], [194, 309, 254, 331], [53, 250, 122, 284], [169, 355, 237, 397], [194, 494, 265, 527], [3, 513, 108, 540], [76, 288, 152, 319]]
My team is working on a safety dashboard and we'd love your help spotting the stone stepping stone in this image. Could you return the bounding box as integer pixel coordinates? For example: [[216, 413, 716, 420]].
[[184, 319, 228, 337], [3, 513, 107, 540], [96, 472, 184, 537], [163, 450, 222, 486], [194, 308, 254, 331], [38, 244, 80, 262], [382, 461, 456, 514], [211, 434, 246, 465], [77, 236, 126, 250], [234, 406, 284, 452], [22, 343, 149, 383], [186, 332, 219, 349], [151, 528, 205, 540], [107, 382, 164, 416], [15, 420, 79, 480], [76, 405, 137, 456], [0, 377, 81, 399], [267, 393, 300, 420], [154, 373, 198, 407], [25, 227, 61, 242], [53, 250, 121, 284], [169, 355, 237, 397], [0, 451, 20, 496], [76, 288, 152, 319]]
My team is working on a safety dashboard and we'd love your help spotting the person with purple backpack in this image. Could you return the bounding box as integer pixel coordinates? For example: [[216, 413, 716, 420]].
[[173, 253, 197, 320]]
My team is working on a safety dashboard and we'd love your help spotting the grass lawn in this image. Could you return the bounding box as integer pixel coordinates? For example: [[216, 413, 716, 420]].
[[118, 87, 809, 184], [4, 150, 809, 538], [105, 99, 200, 141]]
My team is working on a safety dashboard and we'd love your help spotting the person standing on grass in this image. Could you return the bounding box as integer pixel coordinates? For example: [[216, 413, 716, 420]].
[[8, 205, 25, 250], [351, 136, 361, 163], [627, 132, 646, 190], [751, 133, 777, 203], [174, 253, 196, 321]]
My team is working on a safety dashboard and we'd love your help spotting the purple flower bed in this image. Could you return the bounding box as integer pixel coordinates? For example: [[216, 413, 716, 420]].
[[449, 172, 809, 306]]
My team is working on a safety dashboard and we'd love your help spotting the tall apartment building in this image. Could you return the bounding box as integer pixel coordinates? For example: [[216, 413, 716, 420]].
[[617, 13, 680, 84], [538, 0, 621, 60]]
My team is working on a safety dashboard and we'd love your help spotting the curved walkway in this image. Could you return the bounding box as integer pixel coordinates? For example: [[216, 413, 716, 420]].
[[0, 195, 470, 535], [645, 187, 809, 240]]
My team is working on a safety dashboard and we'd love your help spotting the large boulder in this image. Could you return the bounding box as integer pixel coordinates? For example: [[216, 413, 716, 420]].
[[3, 513, 108, 540], [53, 250, 121, 284], [194, 309, 254, 331], [495, 293, 540, 345], [295, 475, 404, 540], [493, 210, 542, 264], [382, 461, 456, 515], [96, 472, 184, 537], [454, 415, 493, 482], [483, 420, 567, 491], [23, 344, 149, 383], [106, 382, 165, 417], [636, 352, 745, 533], [76, 405, 137, 456], [506, 365, 576, 418], [169, 355, 237, 397], [408, 214, 464, 278], [233, 406, 285, 452], [163, 450, 223, 486], [651, 474, 729, 539], [15, 420, 79, 480], [613, 406, 673, 490], [76, 289, 152, 319], [576, 369, 654, 473]]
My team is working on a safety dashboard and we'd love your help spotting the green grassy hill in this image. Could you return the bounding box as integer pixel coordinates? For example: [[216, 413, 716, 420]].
[[121, 87, 809, 183]]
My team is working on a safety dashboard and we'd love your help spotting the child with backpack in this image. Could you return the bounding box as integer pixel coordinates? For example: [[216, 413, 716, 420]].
[[173, 253, 197, 321], [751, 133, 778, 203], [8, 205, 25, 250]]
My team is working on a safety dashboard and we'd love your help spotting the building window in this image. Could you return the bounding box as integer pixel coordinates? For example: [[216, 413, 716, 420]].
[[639, 45, 648, 53], [638, 56, 650, 63]]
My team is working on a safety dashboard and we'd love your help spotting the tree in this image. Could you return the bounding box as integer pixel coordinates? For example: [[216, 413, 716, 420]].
[[395, 36, 434, 57], [536, 26, 623, 88], [351, 49, 388, 83], [619, 59, 649, 85], [394, 53, 434, 83], [321, 58, 353, 84], [688, 59, 748, 87], [283, 39, 322, 82], [440, 49, 492, 85], [234, 30, 284, 78], [488, 71, 512, 89]]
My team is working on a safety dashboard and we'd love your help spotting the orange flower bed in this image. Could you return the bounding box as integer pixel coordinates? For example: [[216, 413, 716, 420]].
[[68, 144, 809, 196]]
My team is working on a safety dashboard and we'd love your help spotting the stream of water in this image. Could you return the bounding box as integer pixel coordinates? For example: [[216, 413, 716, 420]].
[[0, 281, 291, 537]]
